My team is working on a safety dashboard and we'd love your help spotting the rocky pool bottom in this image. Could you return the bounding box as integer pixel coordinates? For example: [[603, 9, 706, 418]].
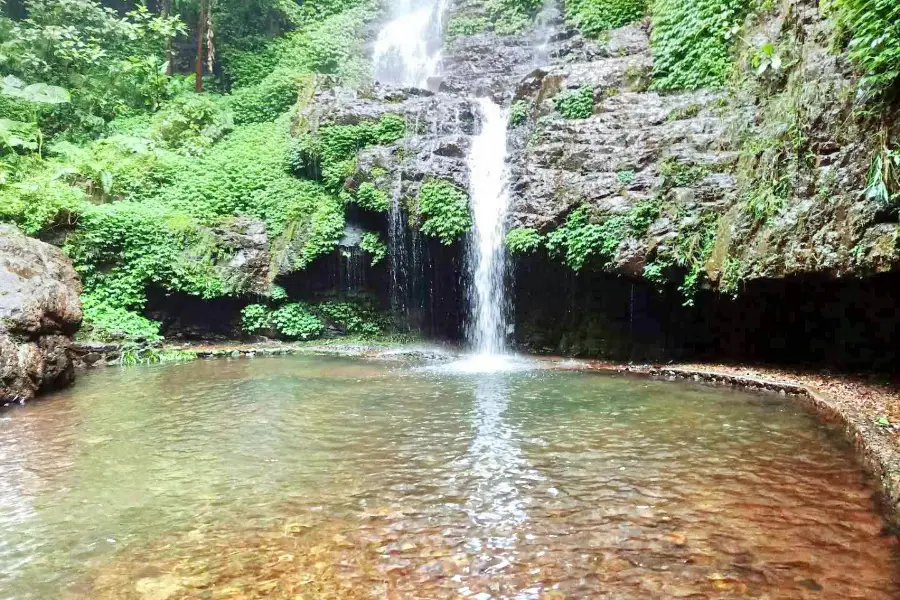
[[1, 354, 898, 599]]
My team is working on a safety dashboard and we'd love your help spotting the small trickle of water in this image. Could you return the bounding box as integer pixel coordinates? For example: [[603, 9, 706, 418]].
[[372, 0, 449, 88], [466, 98, 512, 356]]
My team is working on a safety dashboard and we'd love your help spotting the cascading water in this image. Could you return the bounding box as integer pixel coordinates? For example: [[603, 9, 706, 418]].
[[465, 98, 512, 356], [373, 0, 450, 332], [372, 0, 449, 88]]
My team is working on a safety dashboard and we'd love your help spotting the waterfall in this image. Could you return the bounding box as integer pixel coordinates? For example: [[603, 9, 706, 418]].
[[372, 0, 449, 88], [466, 99, 511, 356]]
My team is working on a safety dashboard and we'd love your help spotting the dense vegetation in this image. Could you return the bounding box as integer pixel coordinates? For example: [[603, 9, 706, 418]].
[[0, 0, 387, 341]]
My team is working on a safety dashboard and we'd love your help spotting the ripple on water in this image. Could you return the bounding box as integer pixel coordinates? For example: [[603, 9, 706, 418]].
[[0, 354, 895, 599]]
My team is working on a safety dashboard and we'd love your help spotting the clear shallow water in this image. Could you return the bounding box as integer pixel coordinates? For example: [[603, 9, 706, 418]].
[[0, 355, 896, 599]]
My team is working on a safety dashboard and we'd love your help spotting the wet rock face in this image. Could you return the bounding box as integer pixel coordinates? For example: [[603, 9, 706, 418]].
[[212, 217, 270, 295], [0, 225, 83, 403], [505, 23, 737, 277], [301, 82, 479, 202]]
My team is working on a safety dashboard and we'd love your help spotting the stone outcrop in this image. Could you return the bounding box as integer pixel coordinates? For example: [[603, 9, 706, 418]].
[[503, 0, 899, 287], [0, 224, 83, 403]]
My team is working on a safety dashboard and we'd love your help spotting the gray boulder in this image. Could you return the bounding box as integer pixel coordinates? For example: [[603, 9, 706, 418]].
[[0, 224, 82, 403]]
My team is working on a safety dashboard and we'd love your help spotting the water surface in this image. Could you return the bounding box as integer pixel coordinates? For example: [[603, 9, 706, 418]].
[[0, 355, 896, 599]]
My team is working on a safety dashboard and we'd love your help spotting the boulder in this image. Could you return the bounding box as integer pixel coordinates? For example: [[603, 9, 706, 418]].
[[0, 224, 82, 403]]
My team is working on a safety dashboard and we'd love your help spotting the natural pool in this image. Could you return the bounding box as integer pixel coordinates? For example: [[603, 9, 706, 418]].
[[0, 354, 896, 599]]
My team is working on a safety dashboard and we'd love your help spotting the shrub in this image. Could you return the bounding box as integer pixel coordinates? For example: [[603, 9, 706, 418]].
[[509, 100, 530, 126], [554, 86, 595, 119], [565, 0, 646, 38], [316, 301, 383, 337], [505, 227, 543, 254], [417, 179, 472, 245], [649, 0, 749, 90], [359, 231, 388, 265], [79, 300, 162, 343], [270, 303, 324, 339], [151, 93, 233, 154], [241, 303, 270, 333], [299, 114, 406, 191], [447, 17, 489, 39], [354, 182, 391, 212]]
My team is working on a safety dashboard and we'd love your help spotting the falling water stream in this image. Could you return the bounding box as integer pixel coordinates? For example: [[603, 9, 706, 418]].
[[465, 98, 512, 356]]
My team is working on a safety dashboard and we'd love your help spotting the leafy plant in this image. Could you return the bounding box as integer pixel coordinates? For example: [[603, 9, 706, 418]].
[[316, 300, 383, 336], [354, 182, 391, 212], [446, 17, 489, 39], [417, 179, 472, 245], [546, 205, 629, 270], [241, 303, 271, 333], [649, 0, 749, 90], [270, 302, 324, 339], [829, 0, 900, 102], [509, 100, 530, 126], [565, 0, 645, 38], [616, 170, 636, 185], [554, 86, 595, 119], [505, 227, 543, 255], [359, 231, 388, 265], [151, 93, 233, 155]]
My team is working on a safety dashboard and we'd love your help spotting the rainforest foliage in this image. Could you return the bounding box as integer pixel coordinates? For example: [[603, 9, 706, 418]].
[[0, 0, 386, 340]]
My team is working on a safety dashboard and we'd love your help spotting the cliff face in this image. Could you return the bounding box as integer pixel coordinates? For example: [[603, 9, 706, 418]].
[[214, 0, 898, 365], [506, 0, 898, 290], [0, 225, 83, 402]]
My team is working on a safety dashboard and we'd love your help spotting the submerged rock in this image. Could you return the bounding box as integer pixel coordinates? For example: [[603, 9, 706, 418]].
[[0, 224, 82, 403]]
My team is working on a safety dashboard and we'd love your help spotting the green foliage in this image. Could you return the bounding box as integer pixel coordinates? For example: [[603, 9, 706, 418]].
[[353, 182, 391, 212], [659, 157, 709, 187], [270, 302, 324, 339], [486, 0, 542, 34], [151, 93, 233, 155], [0, 1, 184, 136], [546, 206, 629, 270], [565, 0, 645, 38], [155, 121, 345, 269], [297, 114, 406, 191], [241, 303, 271, 333], [829, 0, 900, 102], [316, 300, 383, 336], [116, 346, 197, 367], [545, 200, 661, 270], [79, 301, 162, 342], [230, 70, 313, 125], [554, 86, 595, 119], [667, 103, 702, 120], [65, 202, 228, 318], [642, 210, 718, 303], [359, 231, 388, 265], [226, 5, 374, 123], [864, 140, 900, 206], [616, 170, 636, 185], [0, 157, 86, 233], [509, 100, 530, 126], [417, 179, 472, 245], [505, 227, 543, 255], [649, 0, 748, 90], [446, 17, 489, 39]]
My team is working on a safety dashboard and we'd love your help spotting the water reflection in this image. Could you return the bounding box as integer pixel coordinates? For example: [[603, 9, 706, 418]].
[[461, 375, 545, 598]]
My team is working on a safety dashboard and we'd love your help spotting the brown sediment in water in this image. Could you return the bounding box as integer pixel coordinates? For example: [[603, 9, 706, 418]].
[[78, 498, 893, 600], [562, 359, 900, 531]]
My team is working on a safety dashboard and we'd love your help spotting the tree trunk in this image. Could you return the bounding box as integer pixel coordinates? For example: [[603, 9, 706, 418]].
[[194, 0, 207, 92], [162, 0, 173, 76]]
